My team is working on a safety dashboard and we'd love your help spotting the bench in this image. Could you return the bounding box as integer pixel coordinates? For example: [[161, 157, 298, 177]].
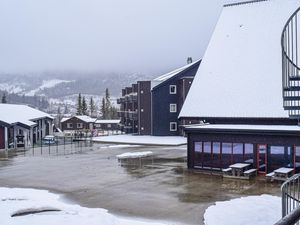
[[266, 172, 275, 181], [222, 168, 232, 175], [244, 168, 257, 177]]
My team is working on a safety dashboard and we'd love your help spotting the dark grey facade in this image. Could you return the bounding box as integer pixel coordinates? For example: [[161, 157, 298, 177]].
[[151, 61, 201, 136], [117, 60, 201, 136], [118, 81, 151, 134]]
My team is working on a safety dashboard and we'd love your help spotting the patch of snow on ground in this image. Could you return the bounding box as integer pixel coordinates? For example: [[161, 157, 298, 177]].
[[0, 187, 169, 225], [93, 135, 187, 146], [105, 144, 142, 148], [204, 195, 281, 225], [117, 151, 153, 159]]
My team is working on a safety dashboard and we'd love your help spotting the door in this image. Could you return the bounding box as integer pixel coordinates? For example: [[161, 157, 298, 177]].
[[257, 144, 267, 174]]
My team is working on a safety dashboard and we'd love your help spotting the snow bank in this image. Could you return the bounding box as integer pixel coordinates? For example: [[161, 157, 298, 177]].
[[0, 187, 168, 225], [93, 135, 187, 146], [204, 195, 281, 225], [117, 151, 153, 159]]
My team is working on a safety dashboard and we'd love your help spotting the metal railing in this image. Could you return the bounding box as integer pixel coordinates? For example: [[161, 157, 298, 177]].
[[275, 174, 300, 225], [282, 7, 300, 118]]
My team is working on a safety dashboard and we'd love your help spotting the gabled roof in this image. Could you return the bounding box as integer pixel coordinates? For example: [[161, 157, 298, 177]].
[[179, 0, 300, 119], [0, 103, 53, 127], [61, 115, 96, 123], [152, 59, 201, 89]]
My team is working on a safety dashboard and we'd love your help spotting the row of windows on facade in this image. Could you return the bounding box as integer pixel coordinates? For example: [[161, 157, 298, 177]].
[[139, 85, 177, 95], [139, 104, 176, 114], [139, 122, 177, 132], [67, 123, 112, 129]]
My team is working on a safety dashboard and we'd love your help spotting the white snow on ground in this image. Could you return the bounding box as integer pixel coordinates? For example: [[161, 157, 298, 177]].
[[26, 79, 73, 96], [204, 195, 281, 225], [105, 144, 141, 148], [117, 151, 153, 159], [0, 187, 169, 225], [93, 135, 187, 146]]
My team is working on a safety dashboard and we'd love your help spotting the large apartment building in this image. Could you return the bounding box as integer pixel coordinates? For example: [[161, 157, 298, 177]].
[[117, 59, 201, 136], [117, 81, 151, 135]]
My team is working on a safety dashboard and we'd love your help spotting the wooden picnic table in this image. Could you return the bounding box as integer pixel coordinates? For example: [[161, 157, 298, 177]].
[[229, 163, 250, 177], [274, 167, 294, 179]]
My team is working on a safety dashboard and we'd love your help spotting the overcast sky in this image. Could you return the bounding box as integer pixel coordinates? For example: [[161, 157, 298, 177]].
[[0, 0, 245, 76]]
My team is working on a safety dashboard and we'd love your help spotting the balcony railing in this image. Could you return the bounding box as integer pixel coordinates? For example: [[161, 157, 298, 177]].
[[282, 7, 300, 118], [275, 174, 300, 225]]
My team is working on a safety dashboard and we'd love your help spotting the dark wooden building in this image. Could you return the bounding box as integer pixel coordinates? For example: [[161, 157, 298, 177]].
[[117, 60, 201, 136], [118, 81, 151, 135], [94, 119, 120, 131], [61, 115, 95, 132], [179, 1, 300, 175], [151, 60, 201, 136]]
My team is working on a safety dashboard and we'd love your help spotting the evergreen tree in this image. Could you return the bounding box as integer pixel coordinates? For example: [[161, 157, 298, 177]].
[[101, 97, 106, 119], [64, 104, 69, 114], [1, 93, 7, 103], [76, 93, 82, 115], [105, 88, 111, 119], [56, 106, 63, 128], [82, 96, 88, 115], [89, 97, 96, 117]]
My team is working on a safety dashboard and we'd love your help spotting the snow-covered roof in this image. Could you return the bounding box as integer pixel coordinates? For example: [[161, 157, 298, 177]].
[[75, 115, 96, 123], [95, 119, 120, 124], [180, 0, 300, 119], [185, 124, 300, 132], [152, 59, 201, 88], [60, 117, 69, 123], [0, 103, 52, 127], [61, 115, 96, 123]]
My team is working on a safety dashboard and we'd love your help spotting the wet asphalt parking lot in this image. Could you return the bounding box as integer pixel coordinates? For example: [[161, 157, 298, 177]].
[[0, 143, 282, 225]]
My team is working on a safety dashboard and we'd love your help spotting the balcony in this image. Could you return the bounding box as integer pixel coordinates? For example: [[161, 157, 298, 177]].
[[117, 97, 125, 104]]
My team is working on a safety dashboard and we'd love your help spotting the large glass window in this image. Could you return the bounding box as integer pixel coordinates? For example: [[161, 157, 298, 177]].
[[212, 142, 221, 168], [244, 144, 254, 165], [232, 143, 243, 163], [194, 142, 202, 167], [269, 146, 285, 172], [202, 142, 211, 168], [222, 143, 232, 168]]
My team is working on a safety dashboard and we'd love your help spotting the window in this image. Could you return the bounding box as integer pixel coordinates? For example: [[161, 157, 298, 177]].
[[170, 104, 177, 113], [67, 123, 73, 129], [77, 123, 83, 128], [170, 122, 177, 131], [107, 124, 111, 128], [169, 85, 176, 94]]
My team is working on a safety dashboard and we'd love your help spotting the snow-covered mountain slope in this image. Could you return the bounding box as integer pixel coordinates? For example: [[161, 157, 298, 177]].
[[26, 79, 74, 96]]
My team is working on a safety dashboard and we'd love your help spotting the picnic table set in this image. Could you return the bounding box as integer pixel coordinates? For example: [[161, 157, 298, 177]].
[[222, 162, 294, 181]]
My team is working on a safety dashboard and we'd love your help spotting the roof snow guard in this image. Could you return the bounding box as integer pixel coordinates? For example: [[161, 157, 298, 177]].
[[224, 0, 269, 8], [179, 0, 300, 119]]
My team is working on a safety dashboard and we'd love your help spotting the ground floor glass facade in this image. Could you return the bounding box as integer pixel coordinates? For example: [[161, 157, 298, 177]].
[[193, 141, 300, 174]]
